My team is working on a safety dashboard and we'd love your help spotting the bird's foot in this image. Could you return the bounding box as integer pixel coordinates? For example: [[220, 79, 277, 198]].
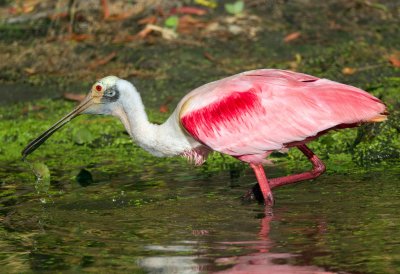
[[241, 189, 256, 203], [242, 183, 268, 204]]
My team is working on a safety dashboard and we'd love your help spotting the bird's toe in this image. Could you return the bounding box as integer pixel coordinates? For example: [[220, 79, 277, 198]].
[[241, 183, 265, 204]]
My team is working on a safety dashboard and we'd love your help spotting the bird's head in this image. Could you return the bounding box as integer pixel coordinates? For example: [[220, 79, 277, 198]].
[[22, 75, 136, 158], [84, 75, 123, 114]]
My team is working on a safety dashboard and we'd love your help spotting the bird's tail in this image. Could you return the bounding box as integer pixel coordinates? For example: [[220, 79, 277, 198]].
[[369, 110, 389, 122]]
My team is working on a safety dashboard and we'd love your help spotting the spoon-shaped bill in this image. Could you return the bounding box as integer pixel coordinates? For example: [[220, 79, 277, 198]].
[[21, 96, 94, 159]]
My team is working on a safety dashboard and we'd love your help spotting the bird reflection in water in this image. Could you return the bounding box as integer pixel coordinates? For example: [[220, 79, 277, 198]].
[[139, 209, 334, 274]]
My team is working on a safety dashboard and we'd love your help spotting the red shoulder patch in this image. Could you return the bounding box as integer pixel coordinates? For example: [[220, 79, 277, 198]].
[[181, 90, 264, 141]]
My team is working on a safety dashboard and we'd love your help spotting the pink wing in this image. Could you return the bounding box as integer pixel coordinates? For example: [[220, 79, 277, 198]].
[[179, 69, 386, 161]]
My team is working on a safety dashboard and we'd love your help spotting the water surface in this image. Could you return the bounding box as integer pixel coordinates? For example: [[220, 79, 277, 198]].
[[1, 159, 399, 273]]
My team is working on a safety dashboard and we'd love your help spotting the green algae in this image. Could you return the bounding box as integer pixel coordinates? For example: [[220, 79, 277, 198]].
[[0, 76, 399, 189]]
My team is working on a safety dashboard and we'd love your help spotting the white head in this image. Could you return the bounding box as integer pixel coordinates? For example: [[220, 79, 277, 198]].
[[22, 76, 141, 158], [83, 75, 140, 114]]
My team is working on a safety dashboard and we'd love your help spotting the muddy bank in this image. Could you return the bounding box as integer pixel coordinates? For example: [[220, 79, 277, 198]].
[[0, 0, 399, 103]]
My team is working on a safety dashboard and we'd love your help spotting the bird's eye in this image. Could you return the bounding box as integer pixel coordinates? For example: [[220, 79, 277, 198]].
[[95, 84, 103, 92]]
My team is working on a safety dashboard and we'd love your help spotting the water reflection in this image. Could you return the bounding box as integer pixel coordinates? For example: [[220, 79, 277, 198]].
[[138, 209, 333, 274], [1, 164, 399, 273], [138, 255, 202, 274]]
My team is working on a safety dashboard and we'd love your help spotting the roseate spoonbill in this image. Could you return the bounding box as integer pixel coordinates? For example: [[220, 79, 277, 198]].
[[22, 69, 387, 206]]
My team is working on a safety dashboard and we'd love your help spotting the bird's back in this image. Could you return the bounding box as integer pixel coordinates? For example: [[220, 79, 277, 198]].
[[179, 69, 387, 163]]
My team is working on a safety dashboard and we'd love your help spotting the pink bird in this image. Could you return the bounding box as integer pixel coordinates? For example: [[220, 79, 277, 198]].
[[22, 69, 387, 206]]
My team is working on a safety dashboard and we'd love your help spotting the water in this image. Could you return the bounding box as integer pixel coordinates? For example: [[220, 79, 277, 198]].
[[1, 159, 399, 273]]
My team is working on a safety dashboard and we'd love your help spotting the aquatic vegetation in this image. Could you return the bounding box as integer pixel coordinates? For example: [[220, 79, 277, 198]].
[[0, 77, 398, 186]]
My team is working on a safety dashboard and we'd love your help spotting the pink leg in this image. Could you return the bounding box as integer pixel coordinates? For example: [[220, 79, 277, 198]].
[[244, 144, 326, 203], [250, 163, 274, 206], [269, 144, 326, 189]]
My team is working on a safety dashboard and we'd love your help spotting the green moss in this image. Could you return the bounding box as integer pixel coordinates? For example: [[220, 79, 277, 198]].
[[0, 76, 399, 184]]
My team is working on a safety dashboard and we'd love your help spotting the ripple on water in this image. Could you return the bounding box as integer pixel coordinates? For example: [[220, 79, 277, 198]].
[[0, 164, 399, 273]]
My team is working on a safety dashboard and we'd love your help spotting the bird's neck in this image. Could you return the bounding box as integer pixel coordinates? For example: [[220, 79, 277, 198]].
[[118, 91, 195, 157]]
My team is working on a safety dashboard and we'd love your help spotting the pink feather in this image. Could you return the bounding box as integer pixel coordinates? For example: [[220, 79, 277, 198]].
[[180, 69, 386, 163]]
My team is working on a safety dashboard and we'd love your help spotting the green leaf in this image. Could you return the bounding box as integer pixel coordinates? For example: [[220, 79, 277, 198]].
[[164, 16, 179, 29], [225, 1, 244, 15], [73, 127, 95, 145]]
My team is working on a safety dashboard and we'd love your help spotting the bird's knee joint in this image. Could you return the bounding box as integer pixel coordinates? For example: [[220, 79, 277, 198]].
[[312, 163, 326, 176]]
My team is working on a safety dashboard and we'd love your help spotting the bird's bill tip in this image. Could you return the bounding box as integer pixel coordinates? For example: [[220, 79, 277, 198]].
[[21, 95, 94, 159]]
